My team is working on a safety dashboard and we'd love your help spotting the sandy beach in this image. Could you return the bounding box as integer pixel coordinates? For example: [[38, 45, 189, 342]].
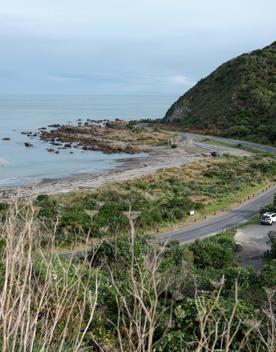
[[0, 134, 253, 201], [0, 142, 207, 200]]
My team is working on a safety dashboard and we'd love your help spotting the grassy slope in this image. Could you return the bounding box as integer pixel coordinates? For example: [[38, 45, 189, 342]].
[[164, 41, 276, 146], [31, 154, 276, 247]]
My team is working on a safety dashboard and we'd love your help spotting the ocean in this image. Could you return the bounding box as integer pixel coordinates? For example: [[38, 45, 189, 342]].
[[0, 95, 176, 187]]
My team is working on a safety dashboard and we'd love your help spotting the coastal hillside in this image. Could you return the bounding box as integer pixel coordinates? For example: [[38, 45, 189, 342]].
[[164, 41, 276, 145]]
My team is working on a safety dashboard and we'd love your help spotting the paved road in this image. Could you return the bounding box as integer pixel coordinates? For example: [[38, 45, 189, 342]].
[[61, 186, 276, 258], [159, 186, 276, 244], [185, 133, 276, 154]]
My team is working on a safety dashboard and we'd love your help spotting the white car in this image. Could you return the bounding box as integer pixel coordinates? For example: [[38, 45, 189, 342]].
[[260, 212, 276, 225]]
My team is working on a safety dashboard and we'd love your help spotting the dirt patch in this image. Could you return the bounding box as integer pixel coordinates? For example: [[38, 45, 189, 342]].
[[235, 223, 276, 271]]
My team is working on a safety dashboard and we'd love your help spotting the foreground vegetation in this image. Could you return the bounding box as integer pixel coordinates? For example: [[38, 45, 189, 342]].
[[0, 205, 275, 351], [0, 151, 275, 350], [14, 153, 276, 247]]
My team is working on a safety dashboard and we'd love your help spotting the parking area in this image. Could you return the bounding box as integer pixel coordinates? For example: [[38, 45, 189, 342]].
[[235, 223, 276, 271]]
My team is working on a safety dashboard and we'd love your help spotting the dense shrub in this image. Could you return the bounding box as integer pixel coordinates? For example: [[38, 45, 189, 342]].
[[189, 235, 235, 269], [159, 296, 256, 352]]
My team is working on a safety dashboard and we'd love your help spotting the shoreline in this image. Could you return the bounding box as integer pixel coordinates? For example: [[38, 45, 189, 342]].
[[0, 143, 207, 200], [0, 133, 254, 201]]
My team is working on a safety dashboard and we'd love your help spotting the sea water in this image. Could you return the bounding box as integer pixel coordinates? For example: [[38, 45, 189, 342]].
[[0, 95, 176, 187]]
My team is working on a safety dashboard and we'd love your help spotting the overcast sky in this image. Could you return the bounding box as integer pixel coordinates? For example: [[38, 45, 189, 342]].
[[0, 0, 275, 95]]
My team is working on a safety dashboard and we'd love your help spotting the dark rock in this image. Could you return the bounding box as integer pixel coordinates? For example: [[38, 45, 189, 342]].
[[2, 138, 10, 141], [24, 142, 33, 147], [48, 124, 61, 128]]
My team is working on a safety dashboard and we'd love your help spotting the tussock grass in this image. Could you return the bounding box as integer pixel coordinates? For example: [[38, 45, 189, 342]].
[[0, 204, 99, 352]]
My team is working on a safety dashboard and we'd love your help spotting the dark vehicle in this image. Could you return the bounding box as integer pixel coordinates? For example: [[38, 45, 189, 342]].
[[210, 151, 222, 157]]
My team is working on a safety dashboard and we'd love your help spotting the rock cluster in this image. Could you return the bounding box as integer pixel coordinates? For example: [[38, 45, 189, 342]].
[[20, 118, 171, 155], [36, 119, 145, 154]]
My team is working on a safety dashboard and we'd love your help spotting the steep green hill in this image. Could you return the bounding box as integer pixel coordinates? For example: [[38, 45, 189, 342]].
[[164, 42, 276, 145]]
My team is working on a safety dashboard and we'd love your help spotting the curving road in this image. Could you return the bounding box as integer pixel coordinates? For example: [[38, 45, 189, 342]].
[[61, 185, 276, 258], [184, 133, 276, 154], [158, 134, 276, 244], [159, 186, 276, 244]]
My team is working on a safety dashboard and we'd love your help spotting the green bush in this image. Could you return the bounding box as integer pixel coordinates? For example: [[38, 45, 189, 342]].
[[35, 194, 59, 219], [259, 260, 276, 286], [158, 296, 256, 352], [189, 235, 235, 269], [89, 235, 151, 268], [224, 266, 256, 290]]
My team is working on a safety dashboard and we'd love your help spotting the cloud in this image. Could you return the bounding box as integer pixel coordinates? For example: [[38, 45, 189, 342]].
[[0, 1, 275, 94], [168, 75, 196, 86]]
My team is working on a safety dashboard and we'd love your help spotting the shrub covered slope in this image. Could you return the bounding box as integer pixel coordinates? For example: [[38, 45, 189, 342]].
[[164, 41, 276, 145], [0, 207, 275, 351]]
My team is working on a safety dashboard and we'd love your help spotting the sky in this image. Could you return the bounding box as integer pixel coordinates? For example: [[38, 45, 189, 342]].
[[0, 0, 275, 95]]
